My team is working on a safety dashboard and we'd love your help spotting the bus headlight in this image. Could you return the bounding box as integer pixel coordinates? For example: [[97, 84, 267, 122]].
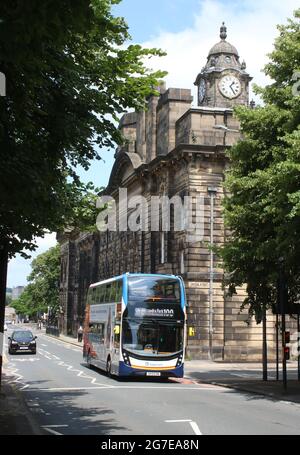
[[176, 355, 183, 367], [122, 352, 131, 366]]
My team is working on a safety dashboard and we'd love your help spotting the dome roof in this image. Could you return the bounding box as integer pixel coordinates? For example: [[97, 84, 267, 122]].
[[208, 22, 239, 57], [208, 40, 239, 57]]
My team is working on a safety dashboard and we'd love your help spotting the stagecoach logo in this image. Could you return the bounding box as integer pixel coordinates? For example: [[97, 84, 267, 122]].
[[135, 308, 174, 318]]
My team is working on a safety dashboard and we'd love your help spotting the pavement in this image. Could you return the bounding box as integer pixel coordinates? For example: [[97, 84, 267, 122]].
[[184, 360, 300, 404], [0, 353, 43, 435], [1, 325, 300, 435]]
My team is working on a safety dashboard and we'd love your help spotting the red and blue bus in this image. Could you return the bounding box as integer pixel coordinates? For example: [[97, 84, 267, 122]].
[[83, 273, 186, 378]]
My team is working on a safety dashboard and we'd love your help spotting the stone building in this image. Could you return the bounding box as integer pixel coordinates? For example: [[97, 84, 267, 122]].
[[58, 24, 294, 360]]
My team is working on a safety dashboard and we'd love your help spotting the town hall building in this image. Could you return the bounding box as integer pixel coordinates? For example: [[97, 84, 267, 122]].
[[58, 24, 285, 361]]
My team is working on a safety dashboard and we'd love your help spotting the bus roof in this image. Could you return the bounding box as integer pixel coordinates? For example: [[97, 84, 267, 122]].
[[89, 273, 179, 288]]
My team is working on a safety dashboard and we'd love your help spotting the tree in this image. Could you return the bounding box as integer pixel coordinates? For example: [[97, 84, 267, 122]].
[[220, 9, 300, 321], [13, 245, 61, 320], [0, 0, 166, 386]]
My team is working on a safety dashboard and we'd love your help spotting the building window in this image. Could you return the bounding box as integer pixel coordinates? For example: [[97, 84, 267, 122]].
[[160, 232, 165, 264], [180, 250, 185, 274]]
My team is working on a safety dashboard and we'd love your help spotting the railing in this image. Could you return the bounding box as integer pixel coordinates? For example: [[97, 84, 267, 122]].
[[46, 325, 60, 337]]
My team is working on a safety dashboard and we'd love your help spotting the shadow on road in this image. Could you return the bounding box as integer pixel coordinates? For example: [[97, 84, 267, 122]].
[[30, 388, 128, 435], [80, 362, 177, 384]]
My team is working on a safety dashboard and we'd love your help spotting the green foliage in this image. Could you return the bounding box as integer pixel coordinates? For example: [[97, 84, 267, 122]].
[[220, 9, 300, 321], [13, 245, 61, 318], [5, 294, 12, 306], [0, 0, 166, 257]]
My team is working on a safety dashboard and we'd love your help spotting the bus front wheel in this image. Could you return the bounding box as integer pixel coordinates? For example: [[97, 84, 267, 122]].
[[106, 357, 112, 377]]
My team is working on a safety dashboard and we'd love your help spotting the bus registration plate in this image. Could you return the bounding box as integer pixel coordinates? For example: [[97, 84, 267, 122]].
[[146, 372, 161, 376]]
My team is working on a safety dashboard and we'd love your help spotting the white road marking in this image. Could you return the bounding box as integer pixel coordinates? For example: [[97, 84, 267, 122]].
[[190, 421, 202, 435], [41, 425, 68, 428], [41, 344, 48, 347], [165, 419, 202, 436], [42, 428, 63, 435], [12, 358, 40, 362], [165, 419, 192, 422]]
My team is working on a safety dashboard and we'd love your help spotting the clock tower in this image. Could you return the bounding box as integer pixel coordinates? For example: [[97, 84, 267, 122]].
[[194, 23, 252, 108]]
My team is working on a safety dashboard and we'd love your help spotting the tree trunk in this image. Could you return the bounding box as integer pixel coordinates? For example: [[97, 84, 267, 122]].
[[0, 240, 9, 389]]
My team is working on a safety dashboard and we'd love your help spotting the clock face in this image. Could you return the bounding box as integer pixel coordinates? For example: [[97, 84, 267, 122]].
[[219, 75, 241, 99], [198, 78, 206, 104]]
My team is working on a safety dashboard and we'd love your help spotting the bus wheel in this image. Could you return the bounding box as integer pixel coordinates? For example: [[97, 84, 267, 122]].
[[106, 357, 112, 377]]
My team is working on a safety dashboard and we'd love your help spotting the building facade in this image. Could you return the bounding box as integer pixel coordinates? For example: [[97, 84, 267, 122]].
[[58, 24, 295, 360]]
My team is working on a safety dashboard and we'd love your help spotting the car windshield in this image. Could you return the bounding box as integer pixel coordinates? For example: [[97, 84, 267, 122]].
[[12, 331, 34, 342]]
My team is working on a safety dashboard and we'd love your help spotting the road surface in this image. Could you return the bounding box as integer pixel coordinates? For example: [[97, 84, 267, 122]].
[[4, 327, 300, 435]]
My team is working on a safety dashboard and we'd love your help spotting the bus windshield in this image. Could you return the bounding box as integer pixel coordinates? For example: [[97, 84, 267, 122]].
[[122, 319, 183, 357]]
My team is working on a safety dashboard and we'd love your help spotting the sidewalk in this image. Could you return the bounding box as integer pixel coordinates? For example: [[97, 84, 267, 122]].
[[44, 330, 83, 348], [0, 355, 43, 435], [184, 360, 300, 404]]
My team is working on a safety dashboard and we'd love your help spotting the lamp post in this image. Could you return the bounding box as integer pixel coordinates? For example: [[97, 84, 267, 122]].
[[207, 186, 217, 360], [213, 124, 240, 147], [278, 257, 288, 390]]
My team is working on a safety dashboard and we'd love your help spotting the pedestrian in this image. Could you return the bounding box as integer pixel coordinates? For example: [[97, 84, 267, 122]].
[[77, 325, 83, 342]]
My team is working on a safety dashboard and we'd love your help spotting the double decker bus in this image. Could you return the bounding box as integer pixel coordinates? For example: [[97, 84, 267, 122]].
[[83, 273, 186, 378]]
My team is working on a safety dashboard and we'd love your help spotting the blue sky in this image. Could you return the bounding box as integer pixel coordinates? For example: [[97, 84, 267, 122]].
[[7, 0, 300, 288], [113, 0, 203, 41]]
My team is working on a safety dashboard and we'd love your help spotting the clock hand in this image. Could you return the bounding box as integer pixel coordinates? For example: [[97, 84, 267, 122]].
[[230, 82, 236, 93]]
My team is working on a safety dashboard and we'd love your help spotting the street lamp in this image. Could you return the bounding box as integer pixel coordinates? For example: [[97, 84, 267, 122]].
[[207, 186, 218, 361], [213, 125, 240, 146], [213, 124, 240, 133]]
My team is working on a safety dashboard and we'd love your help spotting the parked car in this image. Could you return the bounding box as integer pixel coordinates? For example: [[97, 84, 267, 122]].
[[8, 330, 37, 354]]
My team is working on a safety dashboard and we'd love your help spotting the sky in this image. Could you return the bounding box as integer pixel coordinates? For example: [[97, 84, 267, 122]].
[[7, 0, 300, 288]]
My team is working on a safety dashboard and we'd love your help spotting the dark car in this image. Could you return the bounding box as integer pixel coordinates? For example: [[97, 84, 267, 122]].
[[8, 330, 37, 354]]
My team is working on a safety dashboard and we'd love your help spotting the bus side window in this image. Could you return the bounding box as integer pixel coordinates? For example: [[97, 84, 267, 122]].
[[116, 281, 122, 303], [99, 285, 105, 303], [89, 323, 105, 343], [110, 282, 117, 303], [99, 323, 105, 344], [94, 287, 100, 305], [104, 284, 111, 303]]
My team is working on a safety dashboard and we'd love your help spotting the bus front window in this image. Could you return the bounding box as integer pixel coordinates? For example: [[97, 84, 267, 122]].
[[122, 319, 183, 357]]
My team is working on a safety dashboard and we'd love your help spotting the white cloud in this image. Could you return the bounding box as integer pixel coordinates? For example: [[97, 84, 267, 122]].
[[142, 0, 299, 104]]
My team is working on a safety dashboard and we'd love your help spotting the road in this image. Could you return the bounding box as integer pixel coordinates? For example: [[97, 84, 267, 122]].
[[4, 326, 300, 435]]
